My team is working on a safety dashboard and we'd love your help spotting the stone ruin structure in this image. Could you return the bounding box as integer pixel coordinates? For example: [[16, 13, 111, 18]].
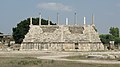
[[20, 14, 104, 51]]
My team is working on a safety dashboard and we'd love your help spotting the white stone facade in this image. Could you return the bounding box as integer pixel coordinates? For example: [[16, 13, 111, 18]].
[[20, 25, 104, 51]]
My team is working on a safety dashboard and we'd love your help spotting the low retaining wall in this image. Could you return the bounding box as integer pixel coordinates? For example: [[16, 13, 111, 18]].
[[20, 42, 104, 51]]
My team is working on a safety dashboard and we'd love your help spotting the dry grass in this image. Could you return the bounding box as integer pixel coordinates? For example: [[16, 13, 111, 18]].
[[65, 54, 120, 61], [0, 57, 120, 67]]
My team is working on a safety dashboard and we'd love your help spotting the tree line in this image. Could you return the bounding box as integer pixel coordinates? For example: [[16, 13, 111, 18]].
[[12, 18, 56, 44], [99, 27, 120, 45]]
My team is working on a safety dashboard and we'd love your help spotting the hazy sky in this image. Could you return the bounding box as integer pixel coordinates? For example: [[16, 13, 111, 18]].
[[0, 0, 120, 34]]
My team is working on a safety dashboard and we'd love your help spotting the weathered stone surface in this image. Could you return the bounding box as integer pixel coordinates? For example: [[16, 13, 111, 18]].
[[107, 55, 116, 59], [87, 55, 107, 59], [20, 25, 104, 51]]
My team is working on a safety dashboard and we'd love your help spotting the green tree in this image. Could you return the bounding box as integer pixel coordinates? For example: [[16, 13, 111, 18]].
[[114, 37, 120, 44], [99, 34, 115, 44], [12, 18, 56, 44], [100, 27, 120, 45], [109, 27, 119, 37]]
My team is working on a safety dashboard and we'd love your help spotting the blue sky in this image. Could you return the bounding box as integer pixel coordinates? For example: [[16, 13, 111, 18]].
[[0, 0, 120, 34]]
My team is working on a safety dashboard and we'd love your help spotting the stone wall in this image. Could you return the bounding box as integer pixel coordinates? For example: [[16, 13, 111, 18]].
[[23, 25, 95, 42], [21, 25, 104, 51], [20, 42, 104, 51]]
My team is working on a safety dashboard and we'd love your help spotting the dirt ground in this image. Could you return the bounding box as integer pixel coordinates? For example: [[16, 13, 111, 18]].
[[0, 51, 120, 67]]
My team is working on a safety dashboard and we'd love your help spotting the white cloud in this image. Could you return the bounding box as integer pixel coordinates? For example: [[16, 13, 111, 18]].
[[37, 2, 72, 11]]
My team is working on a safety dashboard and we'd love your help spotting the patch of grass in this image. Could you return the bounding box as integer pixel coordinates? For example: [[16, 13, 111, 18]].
[[0, 57, 120, 67], [65, 55, 88, 60], [45, 60, 54, 64], [17, 60, 42, 65], [22, 57, 37, 59], [65, 55, 120, 61]]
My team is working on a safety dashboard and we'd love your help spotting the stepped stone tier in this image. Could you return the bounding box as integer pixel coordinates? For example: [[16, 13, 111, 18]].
[[20, 24, 104, 51]]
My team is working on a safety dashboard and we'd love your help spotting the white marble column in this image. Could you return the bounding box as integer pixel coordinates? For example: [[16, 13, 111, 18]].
[[30, 17, 32, 25], [48, 16, 50, 25], [39, 13, 41, 25], [84, 16, 86, 25], [57, 13, 59, 25], [66, 18, 68, 25], [92, 14, 94, 25], [74, 12, 77, 25]]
